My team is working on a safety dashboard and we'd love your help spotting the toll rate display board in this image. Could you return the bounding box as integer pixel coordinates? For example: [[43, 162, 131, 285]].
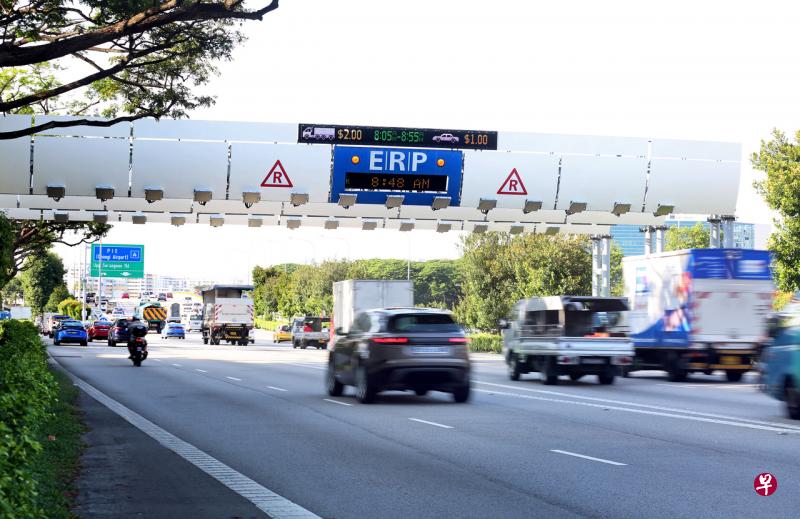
[[299, 123, 497, 150], [330, 146, 463, 206]]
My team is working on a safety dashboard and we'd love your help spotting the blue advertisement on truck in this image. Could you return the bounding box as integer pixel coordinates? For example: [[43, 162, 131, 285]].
[[622, 249, 773, 382]]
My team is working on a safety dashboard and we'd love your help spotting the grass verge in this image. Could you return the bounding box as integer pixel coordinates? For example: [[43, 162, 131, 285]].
[[29, 368, 86, 519]]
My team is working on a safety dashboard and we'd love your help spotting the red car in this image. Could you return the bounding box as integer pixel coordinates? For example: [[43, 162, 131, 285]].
[[88, 320, 111, 341]]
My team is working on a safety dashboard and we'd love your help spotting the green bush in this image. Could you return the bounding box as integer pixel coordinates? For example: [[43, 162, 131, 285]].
[[469, 333, 503, 353], [0, 320, 56, 519]]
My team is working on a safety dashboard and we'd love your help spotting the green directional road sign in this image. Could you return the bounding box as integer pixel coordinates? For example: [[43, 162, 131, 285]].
[[90, 244, 145, 279]]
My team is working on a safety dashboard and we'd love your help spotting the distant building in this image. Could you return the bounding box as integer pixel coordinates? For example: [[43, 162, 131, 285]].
[[611, 217, 757, 256]]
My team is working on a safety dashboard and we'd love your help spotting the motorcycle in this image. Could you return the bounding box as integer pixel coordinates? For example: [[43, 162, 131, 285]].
[[128, 322, 149, 367]]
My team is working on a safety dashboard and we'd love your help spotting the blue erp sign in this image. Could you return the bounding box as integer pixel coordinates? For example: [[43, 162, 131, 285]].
[[331, 146, 462, 206]]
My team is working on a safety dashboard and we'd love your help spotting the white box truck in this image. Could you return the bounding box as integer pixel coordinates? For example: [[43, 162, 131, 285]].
[[201, 285, 255, 346], [332, 280, 414, 337], [623, 248, 774, 382], [9, 306, 32, 320]]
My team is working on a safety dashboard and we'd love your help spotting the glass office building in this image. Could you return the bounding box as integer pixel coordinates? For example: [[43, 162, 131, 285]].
[[610, 220, 756, 256]]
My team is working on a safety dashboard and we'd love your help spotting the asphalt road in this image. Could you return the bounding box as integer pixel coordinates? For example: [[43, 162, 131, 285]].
[[49, 332, 799, 519]]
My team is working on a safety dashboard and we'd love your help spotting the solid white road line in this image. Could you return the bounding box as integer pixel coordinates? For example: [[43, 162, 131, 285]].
[[226, 376, 242, 382], [323, 398, 352, 407], [267, 386, 288, 392], [473, 388, 800, 434], [195, 369, 208, 373], [58, 367, 320, 518], [409, 418, 453, 429], [550, 449, 627, 466], [475, 381, 800, 432], [172, 363, 182, 367]]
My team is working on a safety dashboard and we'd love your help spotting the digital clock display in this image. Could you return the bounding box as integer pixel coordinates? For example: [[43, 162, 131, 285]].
[[298, 123, 497, 150], [344, 173, 448, 193]]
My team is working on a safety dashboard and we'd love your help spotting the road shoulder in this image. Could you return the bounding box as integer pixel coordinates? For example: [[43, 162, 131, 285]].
[[73, 389, 268, 519]]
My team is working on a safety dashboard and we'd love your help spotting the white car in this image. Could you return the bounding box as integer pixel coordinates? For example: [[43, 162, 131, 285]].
[[432, 133, 459, 143]]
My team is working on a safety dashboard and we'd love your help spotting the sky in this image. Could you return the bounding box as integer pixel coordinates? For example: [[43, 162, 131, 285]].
[[54, 0, 800, 279]]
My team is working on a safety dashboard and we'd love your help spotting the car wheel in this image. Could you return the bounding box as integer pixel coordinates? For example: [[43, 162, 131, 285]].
[[414, 389, 428, 396], [452, 385, 470, 403], [202, 337, 209, 345], [725, 370, 744, 382], [355, 365, 376, 404], [786, 379, 800, 420], [292, 341, 298, 349], [80, 340, 87, 347], [569, 373, 584, 382], [542, 358, 559, 385], [508, 353, 521, 381], [54, 338, 60, 345], [326, 364, 344, 397]]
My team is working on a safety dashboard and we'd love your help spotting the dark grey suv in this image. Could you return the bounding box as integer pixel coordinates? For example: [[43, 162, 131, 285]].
[[326, 309, 471, 403]]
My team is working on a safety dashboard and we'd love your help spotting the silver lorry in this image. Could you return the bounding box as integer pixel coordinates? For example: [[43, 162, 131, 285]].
[[500, 296, 634, 385]]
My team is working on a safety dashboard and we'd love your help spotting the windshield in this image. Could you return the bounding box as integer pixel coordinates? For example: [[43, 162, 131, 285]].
[[387, 313, 460, 333]]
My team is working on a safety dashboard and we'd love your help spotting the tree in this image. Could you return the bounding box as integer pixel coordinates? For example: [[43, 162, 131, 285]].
[[0, 1, 280, 139], [45, 283, 70, 312], [57, 297, 81, 319], [0, 213, 108, 288], [20, 251, 65, 316], [752, 129, 800, 291], [665, 223, 710, 251], [1, 276, 23, 307]]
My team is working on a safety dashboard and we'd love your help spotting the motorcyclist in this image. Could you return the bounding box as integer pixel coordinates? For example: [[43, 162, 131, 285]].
[[127, 317, 149, 359]]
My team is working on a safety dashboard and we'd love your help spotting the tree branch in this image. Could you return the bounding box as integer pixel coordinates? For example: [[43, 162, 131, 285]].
[[0, 113, 149, 140], [0, 0, 279, 67]]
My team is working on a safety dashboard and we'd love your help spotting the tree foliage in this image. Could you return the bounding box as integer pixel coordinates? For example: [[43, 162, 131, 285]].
[[456, 233, 601, 332], [0, 0, 280, 139], [56, 297, 81, 319], [665, 223, 710, 251], [752, 129, 800, 291], [1, 276, 23, 307], [0, 213, 108, 289], [20, 251, 65, 316], [44, 283, 69, 313]]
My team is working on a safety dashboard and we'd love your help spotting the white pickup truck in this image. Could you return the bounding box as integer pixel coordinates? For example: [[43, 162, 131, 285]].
[[501, 296, 634, 385], [292, 316, 331, 349]]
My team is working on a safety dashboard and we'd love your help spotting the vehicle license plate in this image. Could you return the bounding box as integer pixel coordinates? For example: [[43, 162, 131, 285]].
[[721, 355, 741, 365], [581, 358, 605, 365], [409, 346, 448, 355]]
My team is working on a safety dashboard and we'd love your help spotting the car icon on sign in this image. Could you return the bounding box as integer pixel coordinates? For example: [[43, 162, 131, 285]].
[[433, 133, 459, 143]]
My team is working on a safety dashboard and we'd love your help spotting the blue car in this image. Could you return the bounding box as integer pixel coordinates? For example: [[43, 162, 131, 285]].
[[161, 322, 185, 340], [54, 320, 88, 346], [761, 303, 800, 419]]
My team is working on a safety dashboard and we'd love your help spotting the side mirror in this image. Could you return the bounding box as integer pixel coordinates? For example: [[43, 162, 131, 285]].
[[497, 318, 510, 330]]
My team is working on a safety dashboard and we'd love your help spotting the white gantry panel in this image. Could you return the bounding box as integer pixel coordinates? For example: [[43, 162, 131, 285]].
[[131, 139, 228, 200], [32, 136, 130, 197], [33, 115, 131, 137], [498, 132, 649, 157], [651, 139, 741, 161], [228, 142, 331, 203], [646, 159, 740, 214], [462, 151, 561, 210], [556, 155, 648, 212], [0, 115, 31, 194], [133, 118, 297, 143]]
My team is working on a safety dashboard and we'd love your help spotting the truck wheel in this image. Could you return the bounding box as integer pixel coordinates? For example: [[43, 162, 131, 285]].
[[666, 355, 687, 382], [598, 370, 615, 385], [355, 365, 376, 404], [542, 358, 559, 385], [569, 373, 584, 382], [785, 379, 800, 420], [508, 353, 521, 381], [725, 370, 744, 382], [326, 364, 344, 397]]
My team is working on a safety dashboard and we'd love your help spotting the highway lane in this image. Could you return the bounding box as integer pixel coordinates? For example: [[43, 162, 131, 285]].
[[50, 333, 798, 518]]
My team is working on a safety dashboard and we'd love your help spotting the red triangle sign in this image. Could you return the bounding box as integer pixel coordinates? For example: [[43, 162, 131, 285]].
[[261, 160, 293, 188], [497, 168, 527, 195]]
